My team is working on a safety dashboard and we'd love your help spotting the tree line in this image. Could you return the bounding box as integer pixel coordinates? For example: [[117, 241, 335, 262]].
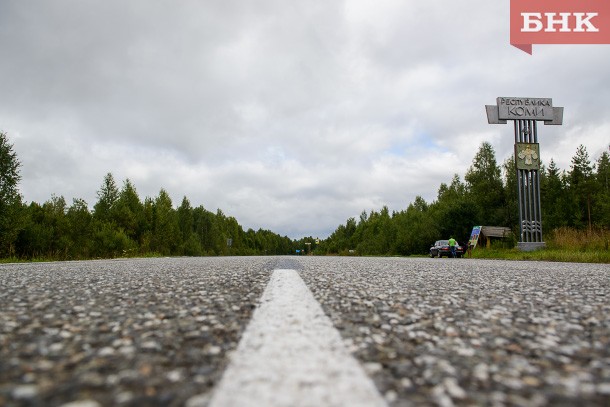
[[1, 130, 609, 259], [315, 142, 610, 255], [0, 132, 297, 259]]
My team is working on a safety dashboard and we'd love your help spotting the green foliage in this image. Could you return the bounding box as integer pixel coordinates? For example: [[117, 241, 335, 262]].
[[321, 142, 610, 257], [0, 132, 23, 256], [2, 130, 297, 261], [351, 206, 395, 255], [114, 179, 145, 243], [9, 171, 297, 260], [541, 159, 572, 229], [2, 133, 609, 262], [93, 221, 137, 258], [501, 155, 519, 230], [569, 145, 596, 229], [593, 149, 610, 228], [151, 189, 179, 255], [465, 142, 506, 226], [66, 198, 94, 258], [16, 196, 73, 259], [393, 199, 439, 255], [93, 173, 119, 223]]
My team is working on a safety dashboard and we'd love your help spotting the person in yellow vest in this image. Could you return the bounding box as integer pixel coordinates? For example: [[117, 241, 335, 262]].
[[448, 237, 457, 258]]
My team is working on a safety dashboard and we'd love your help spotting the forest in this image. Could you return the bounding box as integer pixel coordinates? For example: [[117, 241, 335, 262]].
[[0, 132, 297, 259], [1, 130, 609, 260], [315, 142, 610, 256]]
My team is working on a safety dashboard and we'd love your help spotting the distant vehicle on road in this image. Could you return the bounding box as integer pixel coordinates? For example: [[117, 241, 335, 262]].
[[430, 240, 464, 258]]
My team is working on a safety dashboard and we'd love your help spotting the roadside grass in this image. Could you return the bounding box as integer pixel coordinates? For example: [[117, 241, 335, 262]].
[[471, 247, 610, 263], [471, 227, 610, 263], [0, 251, 165, 264], [0, 256, 54, 264]]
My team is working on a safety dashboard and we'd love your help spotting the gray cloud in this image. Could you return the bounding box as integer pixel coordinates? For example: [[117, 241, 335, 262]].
[[1, 0, 609, 238]]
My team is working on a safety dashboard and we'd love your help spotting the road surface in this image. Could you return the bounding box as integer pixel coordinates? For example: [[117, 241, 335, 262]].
[[1, 257, 608, 406]]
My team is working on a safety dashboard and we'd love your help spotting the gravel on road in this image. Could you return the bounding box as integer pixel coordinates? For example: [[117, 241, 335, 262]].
[[299, 257, 610, 406], [0, 257, 285, 406], [1, 256, 609, 407]]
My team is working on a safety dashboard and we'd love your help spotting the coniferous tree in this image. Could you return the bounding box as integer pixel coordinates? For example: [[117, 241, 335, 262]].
[[114, 179, 144, 243], [593, 149, 610, 228], [502, 155, 519, 232], [569, 145, 595, 230], [152, 189, 180, 255], [177, 196, 193, 242], [140, 197, 155, 253], [93, 173, 119, 223], [0, 131, 23, 256], [541, 159, 572, 230], [92, 173, 136, 256], [465, 142, 505, 226]]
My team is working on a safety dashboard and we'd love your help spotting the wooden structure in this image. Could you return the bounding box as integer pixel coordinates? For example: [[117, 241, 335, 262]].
[[478, 226, 513, 249]]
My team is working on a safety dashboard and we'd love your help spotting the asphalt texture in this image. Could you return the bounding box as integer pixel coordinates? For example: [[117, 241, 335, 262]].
[[1, 256, 609, 406], [208, 269, 388, 407]]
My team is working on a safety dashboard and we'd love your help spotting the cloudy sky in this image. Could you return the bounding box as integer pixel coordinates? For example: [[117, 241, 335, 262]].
[[1, 1, 609, 239]]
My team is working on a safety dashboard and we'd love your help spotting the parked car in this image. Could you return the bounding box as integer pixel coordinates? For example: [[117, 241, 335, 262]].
[[429, 240, 464, 258]]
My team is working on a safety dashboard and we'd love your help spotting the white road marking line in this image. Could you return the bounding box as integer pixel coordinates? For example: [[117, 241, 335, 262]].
[[208, 269, 388, 407]]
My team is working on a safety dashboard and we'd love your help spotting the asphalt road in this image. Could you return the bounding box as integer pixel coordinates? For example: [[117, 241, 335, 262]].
[[0, 257, 608, 406]]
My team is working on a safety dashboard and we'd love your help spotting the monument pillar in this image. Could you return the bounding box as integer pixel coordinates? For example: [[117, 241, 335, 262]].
[[486, 97, 564, 251]]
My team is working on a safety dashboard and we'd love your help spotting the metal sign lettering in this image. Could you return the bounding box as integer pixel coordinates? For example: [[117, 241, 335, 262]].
[[497, 97, 553, 121], [487, 97, 563, 125]]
